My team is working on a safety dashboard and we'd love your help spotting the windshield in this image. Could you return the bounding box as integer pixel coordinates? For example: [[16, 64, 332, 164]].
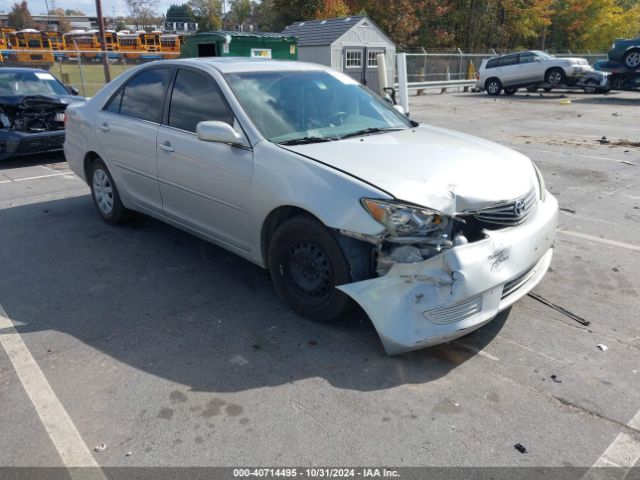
[[0, 71, 69, 96], [532, 51, 554, 60], [225, 70, 412, 143]]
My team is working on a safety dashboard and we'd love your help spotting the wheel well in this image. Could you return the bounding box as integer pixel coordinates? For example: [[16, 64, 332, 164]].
[[485, 77, 500, 88], [545, 67, 564, 77], [261, 206, 315, 266], [83, 151, 100, 183]]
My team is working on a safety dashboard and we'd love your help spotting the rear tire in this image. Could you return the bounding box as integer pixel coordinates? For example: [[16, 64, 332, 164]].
[[485, 78, 503, 96], [89, 158, 129, 225], [623, 49, 640, 69], [268, 215, 365, 322], [504, 87, 518, 96]]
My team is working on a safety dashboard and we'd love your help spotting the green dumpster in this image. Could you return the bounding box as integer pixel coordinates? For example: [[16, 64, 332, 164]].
[[180, 31, 298, 60]]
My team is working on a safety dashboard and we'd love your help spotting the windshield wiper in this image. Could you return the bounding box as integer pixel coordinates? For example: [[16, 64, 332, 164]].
[[338, 127, 405, 140], [278, 136, 335, 146]]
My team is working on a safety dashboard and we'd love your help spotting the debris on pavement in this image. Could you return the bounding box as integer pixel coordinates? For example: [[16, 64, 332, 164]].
[[94, 443, 107, 452], [528, 293, 591, 326], [599, 136, 610, 145], [125, 452, 132, 457], [551, 375, 562, 383], [229, 355, 249, 366], [559, 208, 576, 214], [596, 344, 608, 352], [612, 266, 620, 272], [514, 443, 528, 453]]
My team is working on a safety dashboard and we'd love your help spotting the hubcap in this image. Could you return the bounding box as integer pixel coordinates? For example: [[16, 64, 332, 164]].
[[287, 242, 333, 300], [488, 82, 499, 94], [626, 52, 640, 68], [92, 168, 114, 215], [549, 71, 562, 85]]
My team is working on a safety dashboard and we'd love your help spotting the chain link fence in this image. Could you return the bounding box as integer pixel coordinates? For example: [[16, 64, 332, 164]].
[[0, 50, 179, 97], [400, 51, 608, 83]]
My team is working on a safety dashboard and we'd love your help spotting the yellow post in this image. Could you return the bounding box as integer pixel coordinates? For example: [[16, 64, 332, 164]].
[[466, 60, 476, 80]]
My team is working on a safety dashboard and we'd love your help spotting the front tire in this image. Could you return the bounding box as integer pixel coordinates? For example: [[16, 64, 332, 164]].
[[485, 78, 503, 96], [89, 158, 128, 225], [583, 78, 599, 94], [268, 216, 358, 322], [623, 49, 640, 69], [545, 68, 566, 86]]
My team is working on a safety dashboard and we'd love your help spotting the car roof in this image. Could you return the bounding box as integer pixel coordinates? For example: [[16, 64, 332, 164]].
[[171, 57, 329, 74], [0, 67, 51, 74]]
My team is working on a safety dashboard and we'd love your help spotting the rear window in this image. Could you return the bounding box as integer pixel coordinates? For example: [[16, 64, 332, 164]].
[[486, 58, 499, 69]]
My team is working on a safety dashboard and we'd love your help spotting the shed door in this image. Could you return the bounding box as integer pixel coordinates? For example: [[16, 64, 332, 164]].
[[342, 47, 385, 92]]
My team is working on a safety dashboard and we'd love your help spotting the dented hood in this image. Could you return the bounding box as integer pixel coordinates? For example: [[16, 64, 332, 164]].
[[281, 125, 537, 214]]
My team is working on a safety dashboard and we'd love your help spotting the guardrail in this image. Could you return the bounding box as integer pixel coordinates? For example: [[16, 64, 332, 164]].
[[394, 79, 477, 91]]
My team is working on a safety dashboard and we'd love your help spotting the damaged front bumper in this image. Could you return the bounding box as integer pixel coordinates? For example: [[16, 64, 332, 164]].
[[0, 129, 65, 161], [338, 194, 558, 355]]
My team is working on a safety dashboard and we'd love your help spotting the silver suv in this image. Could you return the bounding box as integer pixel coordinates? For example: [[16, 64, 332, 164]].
[[477, 50, 592, 95]]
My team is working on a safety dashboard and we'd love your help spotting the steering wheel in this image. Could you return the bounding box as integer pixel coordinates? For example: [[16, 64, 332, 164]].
[[329, 111, 349, 126]]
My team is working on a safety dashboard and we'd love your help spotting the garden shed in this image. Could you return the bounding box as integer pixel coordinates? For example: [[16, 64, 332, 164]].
[[180, 31, 298, 60], [283, 15, 396, 92]]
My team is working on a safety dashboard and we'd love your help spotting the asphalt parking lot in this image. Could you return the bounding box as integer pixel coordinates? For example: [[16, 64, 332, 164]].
[[1, 89, 639, 474]]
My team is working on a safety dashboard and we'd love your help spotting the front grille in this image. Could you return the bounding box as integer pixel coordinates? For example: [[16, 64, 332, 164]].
[[473, 189, 537, 226], [423, 296, 482, 325], [502, 266, 536, 300]]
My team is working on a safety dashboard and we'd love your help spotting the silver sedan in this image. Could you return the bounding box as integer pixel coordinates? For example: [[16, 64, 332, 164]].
[[64, 58, 558, 355]]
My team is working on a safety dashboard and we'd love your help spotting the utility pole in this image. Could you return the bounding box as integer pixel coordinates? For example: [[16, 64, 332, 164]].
[[95, 0, 111, 83]]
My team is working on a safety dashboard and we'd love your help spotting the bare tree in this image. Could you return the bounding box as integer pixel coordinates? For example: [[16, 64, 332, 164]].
[[123, 0, 158, 30]]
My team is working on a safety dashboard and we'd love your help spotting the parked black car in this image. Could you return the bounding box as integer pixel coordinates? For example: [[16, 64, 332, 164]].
[[0, 68, 84, 161]]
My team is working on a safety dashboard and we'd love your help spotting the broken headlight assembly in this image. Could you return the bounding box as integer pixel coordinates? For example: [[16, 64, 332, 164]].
[[361, 199, 459, 272], [362, 199, 452, 243]]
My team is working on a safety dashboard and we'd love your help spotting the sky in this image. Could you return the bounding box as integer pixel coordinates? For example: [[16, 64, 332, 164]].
[[0, 0, 184, 17]]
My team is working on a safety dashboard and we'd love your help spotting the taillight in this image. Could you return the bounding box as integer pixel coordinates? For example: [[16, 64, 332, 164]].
[[476, 72, 480, 80], [63, 113, 67, 125]]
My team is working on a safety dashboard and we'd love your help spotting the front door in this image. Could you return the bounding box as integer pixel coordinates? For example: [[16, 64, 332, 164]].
[[156, 67, 253, 252]]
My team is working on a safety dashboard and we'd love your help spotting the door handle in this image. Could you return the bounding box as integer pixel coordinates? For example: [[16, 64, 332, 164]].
[[159, 141, 174, 152], [99, 122, 110, 132]]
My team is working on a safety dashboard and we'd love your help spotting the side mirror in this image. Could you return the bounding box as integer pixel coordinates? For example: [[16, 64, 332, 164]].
[[66, 85, 80, 95], [196, 121, 243, 145]]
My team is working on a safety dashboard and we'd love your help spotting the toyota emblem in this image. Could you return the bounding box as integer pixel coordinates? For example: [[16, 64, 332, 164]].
[[514, 200, 526, 216]]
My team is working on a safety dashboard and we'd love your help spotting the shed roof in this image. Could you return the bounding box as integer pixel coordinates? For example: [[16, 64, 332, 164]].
[[283, 16, 375, 47], [193, 31, 296, 40]]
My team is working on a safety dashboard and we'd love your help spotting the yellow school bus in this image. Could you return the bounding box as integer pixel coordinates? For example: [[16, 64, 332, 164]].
[[63, 30, 100, 59], [159, 34, 181, 58], [116, 31, 144, 60], [43, 30, 65, 60], [5, 29, 54, 68], [139, 31, 162, 59]]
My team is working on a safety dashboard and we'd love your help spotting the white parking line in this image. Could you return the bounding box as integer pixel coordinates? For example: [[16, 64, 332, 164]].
[[516, 147, 636, 166], [0, 304, 105, 475], [0, 172, 74, 184], [583, 411, 640, 479], [558, 230, 640, 252]]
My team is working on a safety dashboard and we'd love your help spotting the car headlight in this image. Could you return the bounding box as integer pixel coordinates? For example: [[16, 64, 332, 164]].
[[361, 198, 451, 242], [532, 162, 547, 201]]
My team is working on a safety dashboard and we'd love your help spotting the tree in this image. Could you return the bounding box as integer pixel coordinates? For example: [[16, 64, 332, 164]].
[[7, 1, 35, 30], [314, 0, 350, 19], [252, 0, 279, 30], [124, 0, 158, 30], [64, 9, 86, 15], [51, 7, 71, 33], [166, 3, 195, 22], [188, 0, 223, 30], [230, 0, 252, 25]]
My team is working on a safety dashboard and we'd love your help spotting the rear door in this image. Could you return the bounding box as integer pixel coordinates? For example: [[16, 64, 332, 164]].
[[498, 54, 519, 86], [94, 66, 173, 215], [517, 52, 540, 84]]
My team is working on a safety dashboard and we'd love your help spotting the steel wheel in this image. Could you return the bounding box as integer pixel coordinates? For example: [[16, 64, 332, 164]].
[[92, 168, 114, 215], [623, 50, 640, 69], [286, 241, 334, 303], [583, 78, 599, 94]]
